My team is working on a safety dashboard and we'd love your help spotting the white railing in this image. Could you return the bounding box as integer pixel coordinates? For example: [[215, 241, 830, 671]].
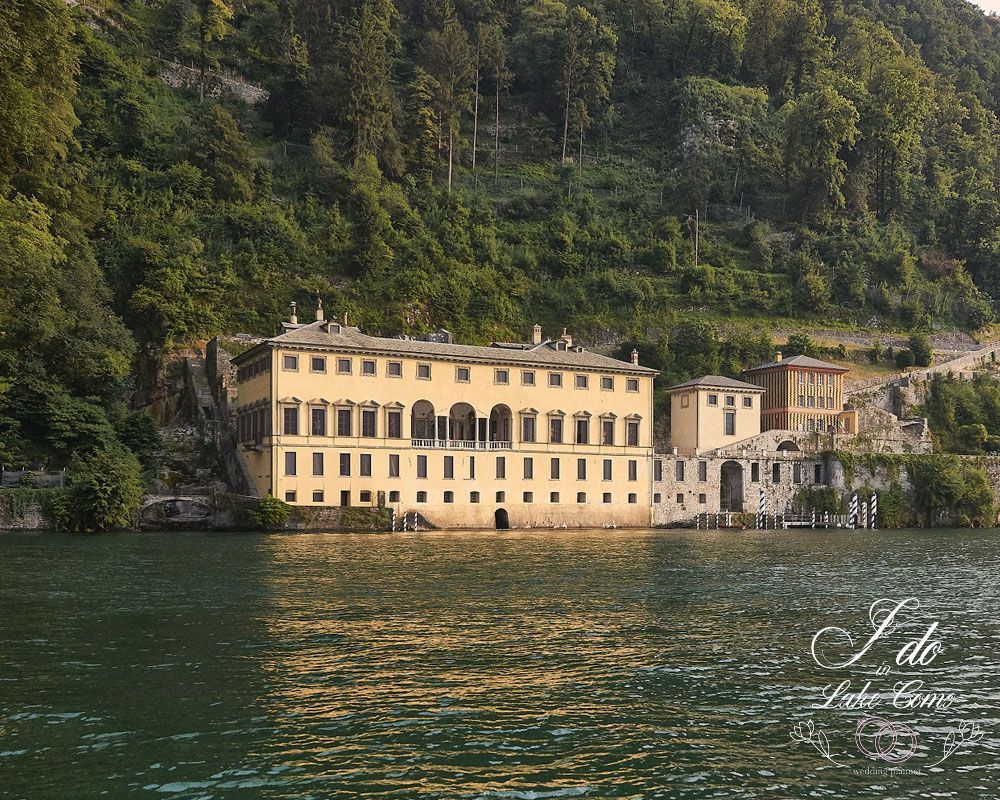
[[409, 439, 513, 450]]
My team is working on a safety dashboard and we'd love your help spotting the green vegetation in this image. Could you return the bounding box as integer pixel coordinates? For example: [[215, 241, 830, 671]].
[[2, 0, 1000, 467], [922, 373, 1000, 453], [251, 494, 292, 529], [66, 447, 145, 531]]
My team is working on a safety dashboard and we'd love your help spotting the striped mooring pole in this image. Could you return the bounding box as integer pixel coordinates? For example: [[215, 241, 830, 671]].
[[823, 510, 830, 528], [861, 499, 868, 529], [849, 492, 859, 529], [757, 488, 766, 529], [811, 508, 816, 528], [870, 492, 878, 529]]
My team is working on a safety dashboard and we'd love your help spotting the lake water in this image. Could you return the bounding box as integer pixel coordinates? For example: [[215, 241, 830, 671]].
[[1, 529, 998, 798]]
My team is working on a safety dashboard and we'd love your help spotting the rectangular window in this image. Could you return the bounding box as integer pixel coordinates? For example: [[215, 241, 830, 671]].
[[417, 455, 427, 479], [522, 370, 536, 386], [359, 490, 371, 503], [523, 491, 533, 503], [495, 369, 509, 385], [725, 395, 735, 406], [601, 419, 614, 445], [751, 462, 760, 482], [603, 459, 612, 481], [724, 411, 736, 436], [708, 394, 718, 406], [549, 372, 563, 387], [628, 460, 638, 481], [417, 491, 427, 503], [676, 460, 685, 481], [470, 491, 480, 504], [312, 452, 323, 476], [389, 490, 400, 502], [444, 456, 454, 479], [387, 410, 402, 439], [698, 493, 706, 504], [387, 361, 402, 377], [496, 456, 506, 479], [417, 363, 431, 379], [575, 374, 588, 389], [468, 456, 475, 480], [814, 463, 823, 483], [743, 396, 753, 408], [550, 492, 560, 503], [521, 416, 536, 443], [676, 493, 684, 504], [550, 458, 560, 480], [336, 358, 352, 374], [311, 407, 326, 436], [456, 366, 471, 383], [359, 453, 371, 476], [577, 492, 587, 504], [549, 417, 563, 444], [282, 354, 298, 371], [389, 454, 400, 478], [575, 418, 589, 444], [626, 378, 639, 392], [654, 459, 663, 482], [601, 376, 614, 390], [793, 463, 802, 484], [339, 453, 351, 476], [798, 394, 806, 407], [772, 463, 781, 483], [337, 408, 352, 437], [698, 461, 707, 481], [603, 492, 612, 503], [627, 420, 639, 446], [577, 458, 587, 480], [361, 359, 376, 376], [310, 356, 326, 373], [523, 457, 533, 480], [496, 491, 505, 502], [312, 490, 324, 503], [283, 407, 299, 436], [285, 490, 296, 502], [361, 409, 377, 438], [444, 491, 454, 504], [284, 451, 296, 476]]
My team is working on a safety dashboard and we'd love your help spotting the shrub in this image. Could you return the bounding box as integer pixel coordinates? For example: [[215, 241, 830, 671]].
[[908, 332, 932, 367], [67, 447, 144, 531], [251, 495, 292, 529], [895, 349, 915, 368]]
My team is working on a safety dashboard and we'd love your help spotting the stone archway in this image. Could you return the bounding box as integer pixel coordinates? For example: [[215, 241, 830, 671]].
[[494, 508, 510, 530], [720, 461, 744, 512]]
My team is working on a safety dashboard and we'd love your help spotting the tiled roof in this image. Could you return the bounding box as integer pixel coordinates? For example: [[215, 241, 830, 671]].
[[744, 354, 849, 373], [233, 321, 658, 375], [667, 375, 765, 392]]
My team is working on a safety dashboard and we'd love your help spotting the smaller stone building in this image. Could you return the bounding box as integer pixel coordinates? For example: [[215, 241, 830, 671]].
[[653, 431, 829, 525]]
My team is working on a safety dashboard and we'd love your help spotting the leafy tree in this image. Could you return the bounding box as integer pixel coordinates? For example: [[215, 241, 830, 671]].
[[191, 105, 255, 201], [68, 447, 144, 532], [908, 332, 932, 367], [781, 84, 860, 218]]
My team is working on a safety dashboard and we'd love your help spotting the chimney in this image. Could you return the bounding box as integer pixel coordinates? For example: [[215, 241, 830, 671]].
[[532, 323, 542, 345], [631, 348, 639, 366], [289, 301, 298, 325], [775, 350, 783, 361], [560, 327, 573, 347], [315, 296, 324, 322], [342, 312, 348, 326]]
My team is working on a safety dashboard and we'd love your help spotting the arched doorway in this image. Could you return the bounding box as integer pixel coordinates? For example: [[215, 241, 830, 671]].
[[495, 508, 510, 530], [411, 400, 435, 440], [449, 402, 477, 441], [720, 461, 744, 512], [489, 404, 512, 442], [776, 439, 800, 453]]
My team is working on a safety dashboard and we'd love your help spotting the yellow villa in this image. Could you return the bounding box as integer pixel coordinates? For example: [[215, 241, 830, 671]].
[[231, 303, 658, 529], [666, 376, 766, 455]]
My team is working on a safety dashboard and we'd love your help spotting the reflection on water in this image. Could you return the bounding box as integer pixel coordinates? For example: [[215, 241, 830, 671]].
[[1, 529, 998, 798]]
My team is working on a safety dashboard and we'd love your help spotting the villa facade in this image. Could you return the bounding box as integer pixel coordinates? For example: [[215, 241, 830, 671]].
[[231, 304, 657, 529], [743, 353, 857, 434]]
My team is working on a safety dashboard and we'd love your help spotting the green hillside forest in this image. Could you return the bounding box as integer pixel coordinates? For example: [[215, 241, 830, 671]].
[[3, 0, 1000, 472]]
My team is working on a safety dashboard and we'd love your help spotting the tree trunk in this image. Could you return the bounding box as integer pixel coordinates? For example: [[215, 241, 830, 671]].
[[472, 58, 479, 174], [447, 124, 454, 192], [561, 81, 572, 163], [494, 71, 501, 184]]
